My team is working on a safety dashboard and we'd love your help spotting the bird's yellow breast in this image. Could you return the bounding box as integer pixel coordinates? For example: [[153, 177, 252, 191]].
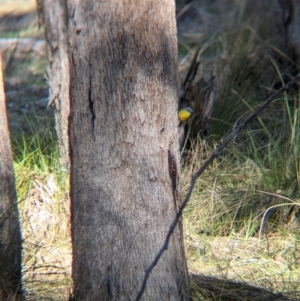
[[178, 107, 193, 123]]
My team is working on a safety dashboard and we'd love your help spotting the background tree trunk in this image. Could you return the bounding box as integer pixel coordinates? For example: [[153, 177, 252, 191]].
[[289, 0, 300, 63], [278, 0, 300, 66], [67, 0, 190, 300], [0, 53, 23, 300], [37, 0, 70, 170]]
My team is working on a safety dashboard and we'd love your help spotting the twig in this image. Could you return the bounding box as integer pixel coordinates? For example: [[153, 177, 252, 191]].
[[258, 203, 300, 241], [134, 73, 300, 301], [181, 48, 200, 90]]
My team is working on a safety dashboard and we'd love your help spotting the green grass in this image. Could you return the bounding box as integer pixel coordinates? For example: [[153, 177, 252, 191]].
[[12, 125, 72, 300]]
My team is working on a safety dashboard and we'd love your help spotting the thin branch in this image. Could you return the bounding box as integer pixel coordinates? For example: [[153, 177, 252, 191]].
[[258, 203, 300, 242], [181, 48, 200, 89], [135, 73, 300, 301]]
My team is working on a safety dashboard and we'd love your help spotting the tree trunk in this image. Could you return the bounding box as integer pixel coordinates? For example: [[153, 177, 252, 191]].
[[278, 0, 300, 66], [37, 0, 70, 170], [67, 0, 190, 300], [0, 53, 23, 300], [289, 0, 300, 62]]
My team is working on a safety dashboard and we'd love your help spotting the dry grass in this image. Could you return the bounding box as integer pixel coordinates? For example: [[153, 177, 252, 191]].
[[19, 175, 71, 300], [181, 141, 300, 299], [186, 234, 300, 289], [13, 136, 72, 300], [181, 137, 300, 299]]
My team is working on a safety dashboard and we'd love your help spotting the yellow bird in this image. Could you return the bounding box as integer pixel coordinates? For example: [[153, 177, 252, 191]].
[[178, 107, 193, 125]]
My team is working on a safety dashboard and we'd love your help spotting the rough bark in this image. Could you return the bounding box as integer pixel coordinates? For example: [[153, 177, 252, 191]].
[[67, 0, 190, 300], [37, 0, 70, 170], [0, 53, 23, 300]]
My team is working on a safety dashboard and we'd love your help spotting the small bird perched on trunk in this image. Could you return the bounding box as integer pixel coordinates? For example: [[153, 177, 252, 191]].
[[178, 106, 193, 126], [178, 106, 193, 148]]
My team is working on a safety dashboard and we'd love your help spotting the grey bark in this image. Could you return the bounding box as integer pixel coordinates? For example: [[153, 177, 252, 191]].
[[289, 1, 300, 63], [67, 0, 190, 300], [278, 0, 300, 65], [0, 53, 23, 300], [37, 0, 70, 170]]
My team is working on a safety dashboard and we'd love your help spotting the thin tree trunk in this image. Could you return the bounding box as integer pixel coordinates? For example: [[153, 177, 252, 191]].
[[37, 0, 70, 170], [67, 0, 190, 300], [0, 53, 23, 300], [288, 0, 300, 59], [278, 0, 300, 65]]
